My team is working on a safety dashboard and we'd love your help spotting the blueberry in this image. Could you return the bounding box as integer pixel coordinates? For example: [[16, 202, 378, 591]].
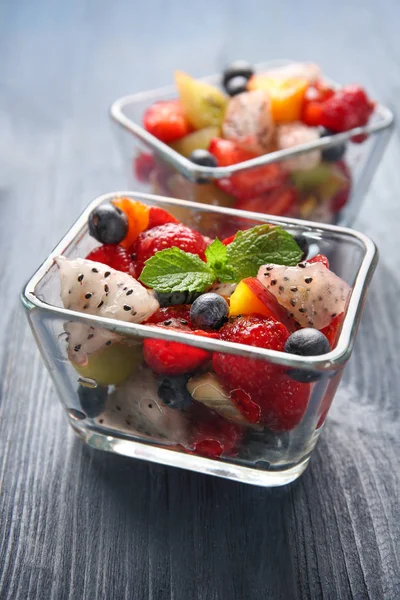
[[78, 385, 108, 418], [292, 233, 309, 261], [190, 293, 229, 330], [157, 375, 192, 410], [88, 204, 128, 244], [284, 328, 331, 382], [225, 75, 248, 97], [320, 128, 346, 162], [188, 149, 218, 168], [222, 60, 254, 87], [155, 290, 201, 307]]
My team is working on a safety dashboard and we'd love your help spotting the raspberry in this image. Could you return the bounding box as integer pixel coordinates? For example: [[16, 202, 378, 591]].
[[133, 222, 207, 274], [320, 85, 374, 133], [86, 245, 136, 277], [213, 315, 310, 430]]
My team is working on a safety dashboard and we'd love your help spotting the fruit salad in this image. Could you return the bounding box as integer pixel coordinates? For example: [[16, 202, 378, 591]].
[[57, 197, 352, 465], [133, 61, 377, 224]]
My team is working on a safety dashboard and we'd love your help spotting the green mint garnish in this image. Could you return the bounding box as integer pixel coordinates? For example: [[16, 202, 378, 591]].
[[225, 224, 302, 281], [205, 238, 236, 283], [139, 225, 302, 293], [139, 247, 215, 293]]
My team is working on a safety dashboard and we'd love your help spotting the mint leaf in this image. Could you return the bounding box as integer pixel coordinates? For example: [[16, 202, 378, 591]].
[[205, 238, 226, 269], [205, 238, 236, 283], [139, 247, 215, 293], [226, 225, 302, 281]]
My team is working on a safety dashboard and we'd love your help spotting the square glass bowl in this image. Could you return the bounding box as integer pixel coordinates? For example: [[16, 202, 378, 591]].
[[111, 60, 393, 227], [21, 192, 378, 487]]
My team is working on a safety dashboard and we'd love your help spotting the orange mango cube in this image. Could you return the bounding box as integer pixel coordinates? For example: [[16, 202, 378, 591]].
[[247, 76, 308, 123]]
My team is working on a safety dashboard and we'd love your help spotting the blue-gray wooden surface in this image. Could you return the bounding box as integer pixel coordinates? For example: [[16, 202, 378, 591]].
[[0, 1, 399, 598]]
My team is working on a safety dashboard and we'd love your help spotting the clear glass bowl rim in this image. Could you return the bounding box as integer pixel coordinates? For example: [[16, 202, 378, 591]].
[[110, 59, 394, 181], [21, 192, 378, 373]]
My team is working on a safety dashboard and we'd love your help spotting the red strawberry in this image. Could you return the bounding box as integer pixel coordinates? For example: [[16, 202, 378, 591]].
[[86, 245, 136, 277], [302, 100, 324, 127], [209, 137, 257, 166], [218, 163, 287, 201], [143, 328, 217, 375], [222, 234, 236, 246], [301, 82, 335, 127], [307, 254, 330, 269], [209, 137, 287, 201], [320, 85, 374, 133], [143, 100, 192, 143], [213, 316, 310, 430], [236, 186, 297, 216], [133, 152, 156, 182], [148, 206, 179, 229], [133, 222, 207, 273], [145, 305, 192, 327], [190, 408, 243, 458], [320, 312, 344, 349]]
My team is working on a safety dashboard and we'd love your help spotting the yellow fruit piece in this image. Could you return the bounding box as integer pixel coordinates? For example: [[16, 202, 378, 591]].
[[170, 126, 220, 158], [299, 196, 318, 219], [247, 76, 308, 123], [70, 342, 143, 386], [175, 71, 228, 129], [229, 280, 272, 318], [112, 197, 149, 248]]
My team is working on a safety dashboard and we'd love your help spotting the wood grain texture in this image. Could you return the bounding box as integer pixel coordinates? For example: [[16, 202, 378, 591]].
[[0, 0, 399, 598]]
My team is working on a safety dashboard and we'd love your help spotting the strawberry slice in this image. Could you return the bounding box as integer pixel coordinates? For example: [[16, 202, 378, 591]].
[[212, 315, 310, 430], [143, 100, 193, 143], [244, 277, 298, 332], [217, 163, 287, 201], [86, 245, 136, 277], [209, 137, 257, 166], [307, 254, 330, 269], [320, 312, 344, 349], [133, 152, 156, 183], [209, 137, 287, 201], [148, 206, 179, 229], [236, 186, 297, 216], [143, 328, 218, 375], [190, 415, 243, 458]]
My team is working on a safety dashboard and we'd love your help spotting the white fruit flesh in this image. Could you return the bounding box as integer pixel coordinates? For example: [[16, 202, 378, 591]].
[[208, 282, 237, 298], [264, 62, 321, 83], [276, 123, 321, 172], [187, 372, 250, 426], [222, 90, 274, 154], [96, 367, 189, 445], [57, 256, 159, 323], [257, 262, 351, 329]]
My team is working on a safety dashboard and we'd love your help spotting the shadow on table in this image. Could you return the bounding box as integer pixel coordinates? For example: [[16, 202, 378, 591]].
[[77, 438, 309, 600]]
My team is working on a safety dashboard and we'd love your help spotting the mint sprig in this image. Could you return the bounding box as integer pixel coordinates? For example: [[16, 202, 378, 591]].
[[139, 226, 302, 293], [226, 225, 302, 282]]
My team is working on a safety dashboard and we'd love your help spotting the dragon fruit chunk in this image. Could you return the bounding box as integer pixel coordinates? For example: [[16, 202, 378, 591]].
[[222, 90, 275, 154], [96, 367, 189, 446], [57, 256, 159, 323], [57, 257, 159, 368], [257, 261, 351, 330], [276, 123, 321, 172]]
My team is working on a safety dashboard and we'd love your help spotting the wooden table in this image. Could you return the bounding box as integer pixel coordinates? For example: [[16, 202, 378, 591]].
[[1, 1, 399, 598]]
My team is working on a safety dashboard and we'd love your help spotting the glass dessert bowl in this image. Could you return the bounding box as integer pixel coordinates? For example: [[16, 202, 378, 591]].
[[111, 59, 393, 226], [22, 192, 377, 487]]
